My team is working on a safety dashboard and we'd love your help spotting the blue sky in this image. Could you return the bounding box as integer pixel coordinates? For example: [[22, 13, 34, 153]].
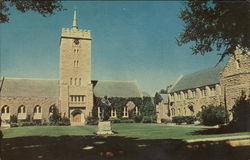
[[0, 1, 227, 95]]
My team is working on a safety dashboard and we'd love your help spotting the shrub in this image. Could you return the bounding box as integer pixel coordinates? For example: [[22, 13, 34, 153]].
[[10, 115, 18, 123], [86, 117, 99, 125], [32, 119, 42, 126], [133, 115, 143, 123], [185, 116, 196, 124], [60, 117, 70, 126], [10, 123, 18, 128], [160, 118, 171, 124], [20, 122, 34, 126], [42, 122, 49, 126], [172, 116, 196, 125], [49, 107, 61, 125], [142, 116, 153, 123], [172, 116, 184, 125], [109, 117, 121, 123], [120, 119, 134, 123], [229, 94, 250, 131], [200, 105, 227, 126]]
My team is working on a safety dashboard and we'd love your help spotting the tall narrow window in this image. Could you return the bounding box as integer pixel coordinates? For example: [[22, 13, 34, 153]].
[[236, 59, 240, 69], [75, 78, 77, 85], [79, 78, 81, 86], [77, 60, 79, 67], [70, 78, 72, 85]]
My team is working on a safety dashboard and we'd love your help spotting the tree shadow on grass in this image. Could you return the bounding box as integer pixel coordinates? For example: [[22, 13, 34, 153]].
[[1, 135, 249, 160]]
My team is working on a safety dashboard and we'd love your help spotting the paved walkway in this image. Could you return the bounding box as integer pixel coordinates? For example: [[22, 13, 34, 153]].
[[186, 135, 250, 147]]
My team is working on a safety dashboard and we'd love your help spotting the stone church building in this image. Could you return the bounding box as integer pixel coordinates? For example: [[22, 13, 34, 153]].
[[156, 47, 250, 122], [0, 11, 143, 125]]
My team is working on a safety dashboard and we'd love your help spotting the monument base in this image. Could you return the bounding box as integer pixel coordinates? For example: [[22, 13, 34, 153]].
[[96, 121, 114, 135]]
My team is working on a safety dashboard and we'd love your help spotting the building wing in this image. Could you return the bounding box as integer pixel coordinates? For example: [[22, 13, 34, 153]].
[[169, 65, 225, 93]]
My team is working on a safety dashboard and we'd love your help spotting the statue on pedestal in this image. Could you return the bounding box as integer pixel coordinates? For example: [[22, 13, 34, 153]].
[[97, 96, 113, 135], [100, 96, 111, 121]]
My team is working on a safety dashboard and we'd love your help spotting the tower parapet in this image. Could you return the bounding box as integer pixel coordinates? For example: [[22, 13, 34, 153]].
[[61, 28, 91, 39]]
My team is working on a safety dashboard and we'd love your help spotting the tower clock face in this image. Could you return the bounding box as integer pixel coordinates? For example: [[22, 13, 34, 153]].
[[74, 39, 79, 45]]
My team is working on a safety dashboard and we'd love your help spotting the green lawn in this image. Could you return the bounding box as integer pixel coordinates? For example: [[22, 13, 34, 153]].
[[2, 123, 249, 140]]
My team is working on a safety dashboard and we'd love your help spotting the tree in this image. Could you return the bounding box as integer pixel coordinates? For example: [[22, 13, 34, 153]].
[[230, 93, 250, 131], [49, 107, 61, 125], [154, 92, 163, 105], [200, 105, 227, 126], [0, 0, 64, 23], [178, 0, 250, 62]]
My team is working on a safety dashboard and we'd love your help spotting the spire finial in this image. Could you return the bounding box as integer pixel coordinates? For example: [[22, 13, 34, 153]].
[[72, 9, 78, 29]]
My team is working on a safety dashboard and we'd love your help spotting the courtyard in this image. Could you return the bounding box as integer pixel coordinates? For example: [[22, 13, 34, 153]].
[[1, 124, 249, 160]]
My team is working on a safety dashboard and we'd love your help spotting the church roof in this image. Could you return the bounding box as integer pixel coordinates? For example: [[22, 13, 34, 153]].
[[0, 77, 59, 97], [169, 65, 225, 93], [93, 80, 142, 98]]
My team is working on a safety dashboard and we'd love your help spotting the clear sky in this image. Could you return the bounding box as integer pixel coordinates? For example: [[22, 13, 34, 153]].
[[0, 1, 228, 96]]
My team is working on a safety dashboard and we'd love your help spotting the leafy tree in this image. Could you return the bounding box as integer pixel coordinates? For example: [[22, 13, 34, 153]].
[[154, 92, 163, 105], [178, 0, 250, 62], [200, 105, 227, 126], [49, 107, 61, 125], [140, 97, 155, 117], [159, 89, 166, 94], [0, 0, 64, 23], [230, 93, 250, 131]]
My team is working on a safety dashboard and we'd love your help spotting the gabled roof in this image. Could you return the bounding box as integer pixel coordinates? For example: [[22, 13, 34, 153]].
[[142, 91, 151, 97], [93, 80, 142, 98], [0, 77, 59, 97], [169, 65, 225, 93], [160, 94, 168, 103]]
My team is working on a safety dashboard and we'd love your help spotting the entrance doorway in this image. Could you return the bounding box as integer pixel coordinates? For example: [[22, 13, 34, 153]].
[[72, 113, 81, 122]]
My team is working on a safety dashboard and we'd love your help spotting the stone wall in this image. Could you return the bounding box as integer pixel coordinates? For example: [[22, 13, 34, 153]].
[[220, 47, 250, 112], [0, 96, 58, 121], [167, 84, 222, 118]]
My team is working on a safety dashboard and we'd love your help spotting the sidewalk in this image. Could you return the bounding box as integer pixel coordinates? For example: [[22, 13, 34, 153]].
[[186, 135, 250, 147]]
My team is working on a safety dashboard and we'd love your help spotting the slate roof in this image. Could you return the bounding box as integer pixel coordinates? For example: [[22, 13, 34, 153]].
[[0, 78, 142, 98], [93, 80, 142, 98], [169, 65, 225, 93], [142, 91, 151, 97], [160, 94, 168, 103], [0, 77, 59, 97]]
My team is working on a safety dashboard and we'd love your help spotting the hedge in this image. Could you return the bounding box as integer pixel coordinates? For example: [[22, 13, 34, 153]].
[[172, 116, 196, 125]]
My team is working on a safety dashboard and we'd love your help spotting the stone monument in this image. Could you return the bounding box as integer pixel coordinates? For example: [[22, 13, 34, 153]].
[[96, 96, 114, 135]]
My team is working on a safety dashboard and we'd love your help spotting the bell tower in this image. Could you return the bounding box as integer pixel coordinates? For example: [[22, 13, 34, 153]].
[[59, 10, 93, 125]]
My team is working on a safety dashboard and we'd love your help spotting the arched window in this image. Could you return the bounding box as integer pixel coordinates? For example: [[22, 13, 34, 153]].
[[171, 108, 175, 116], [77, 60, 79, 67], [201, 105, 206, 111], [70, 78, 73, 85], [1, 105, 10, 114], [49, 105, 57, 114], [75, 78, 77, 85], [236, 59, 240, 69], [18, 105, 26, 113], [34, 105, 41, 113]]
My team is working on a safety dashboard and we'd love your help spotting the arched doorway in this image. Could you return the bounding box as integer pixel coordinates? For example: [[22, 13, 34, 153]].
[[71, 109, 84, 123], [73, 113, 81, 122]]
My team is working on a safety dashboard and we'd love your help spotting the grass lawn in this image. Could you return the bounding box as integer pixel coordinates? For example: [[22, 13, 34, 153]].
[[2, 123, 249, 140], [1, 124, 249, 160]]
